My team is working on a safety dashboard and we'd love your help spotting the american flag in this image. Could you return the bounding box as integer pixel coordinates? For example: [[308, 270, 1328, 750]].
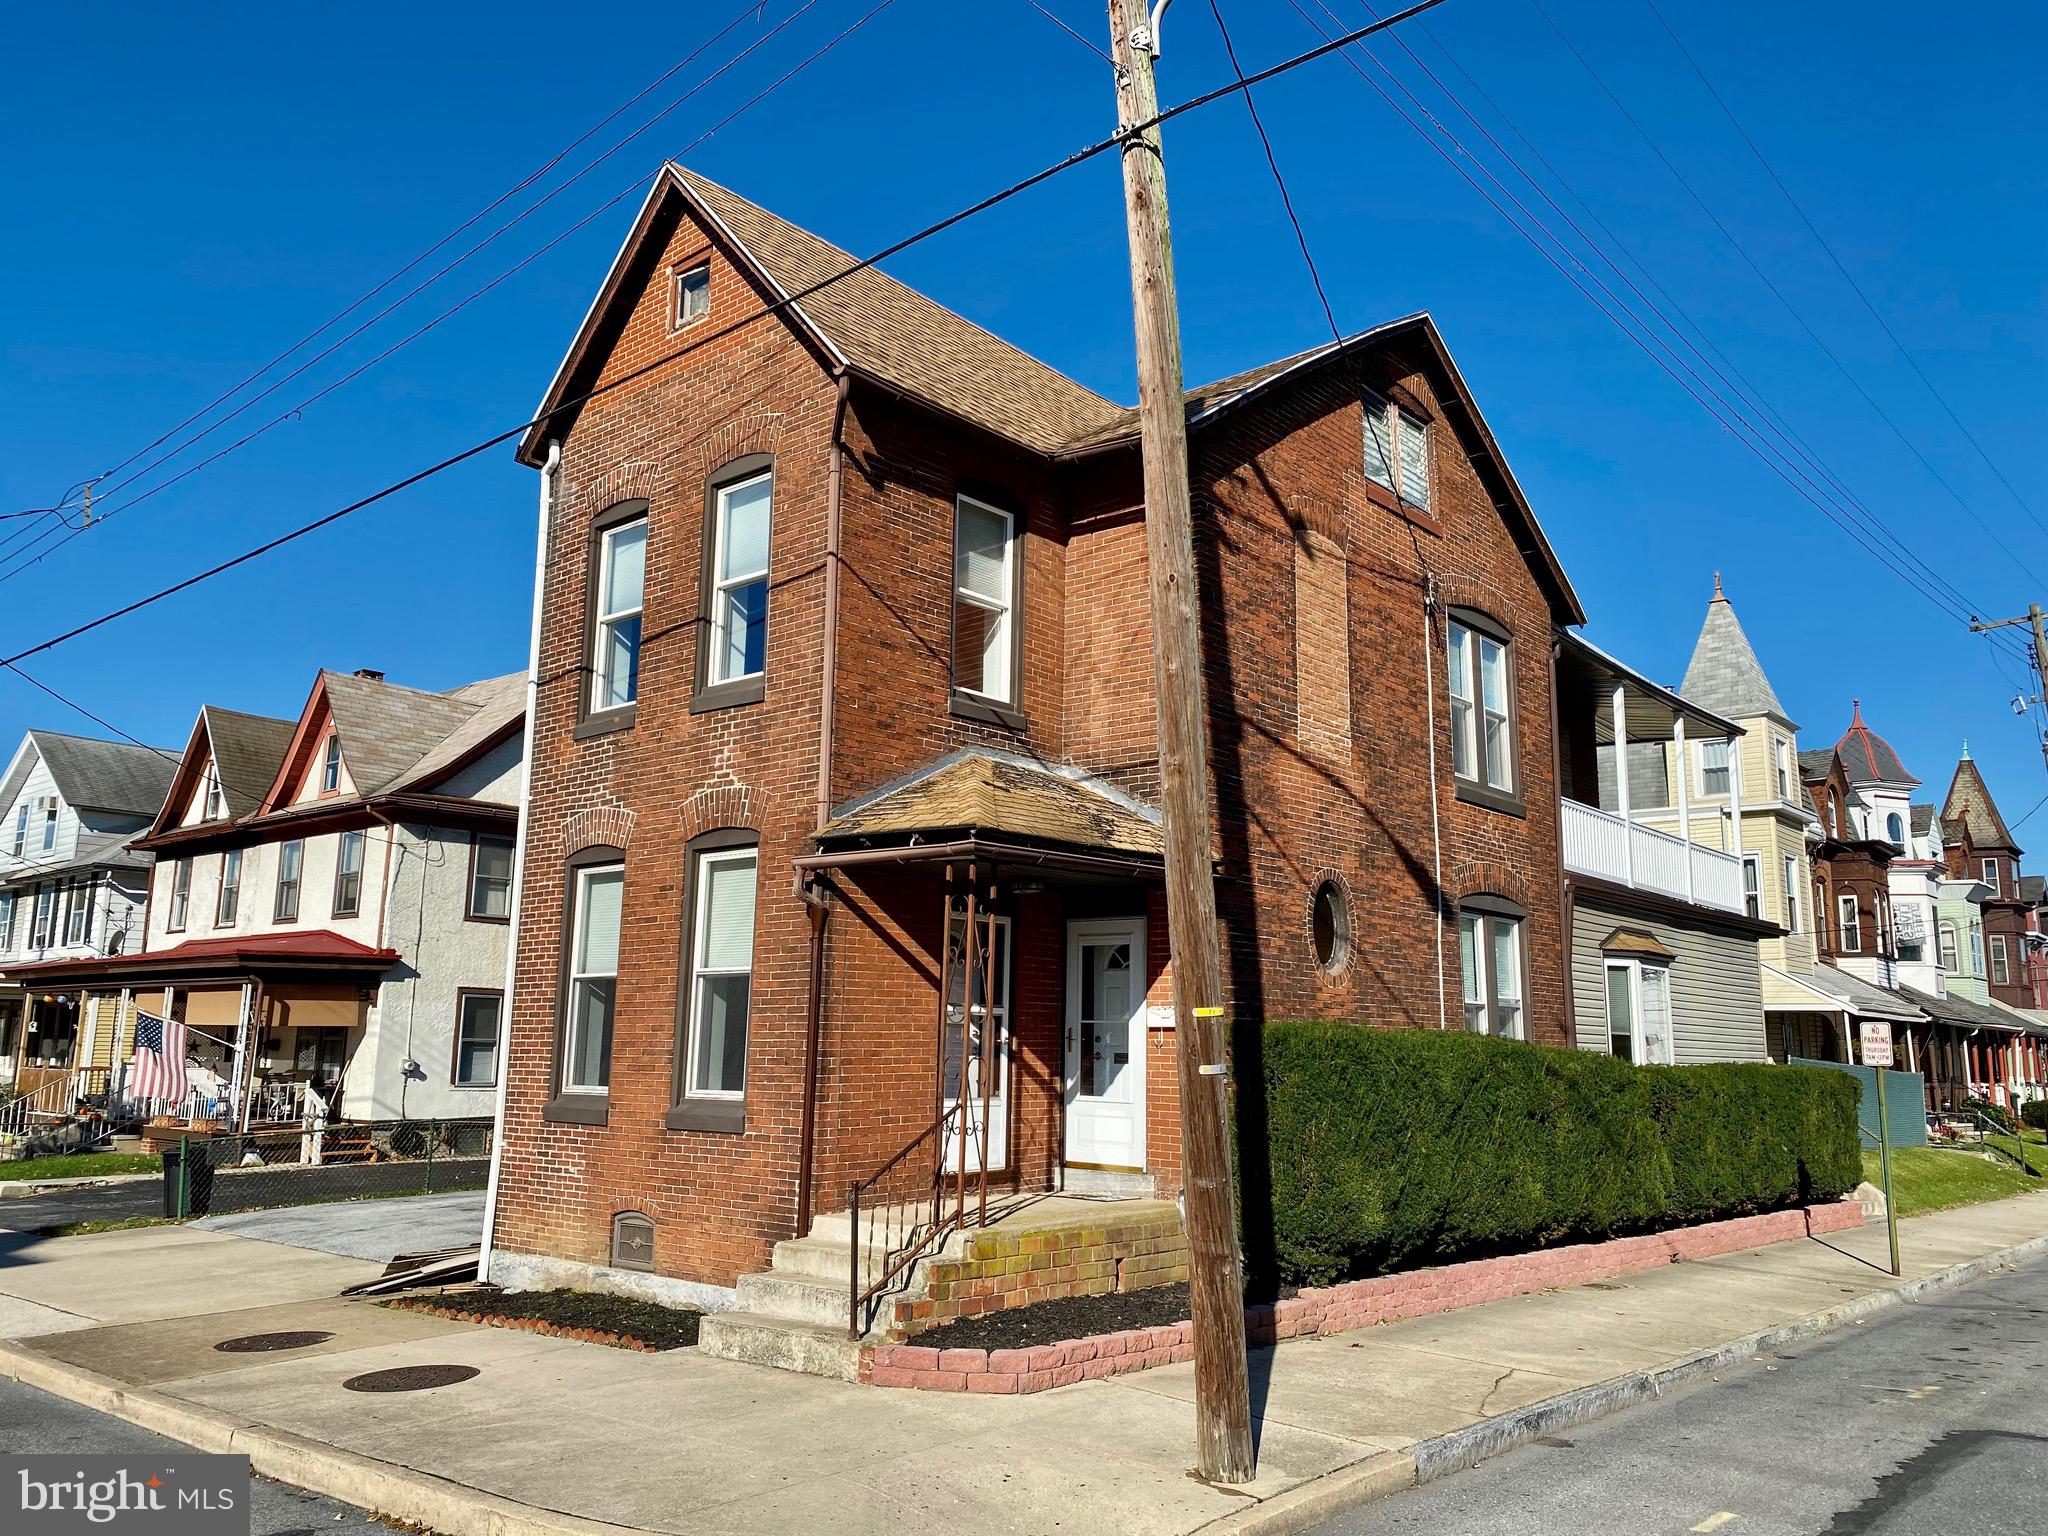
[[129, 1011, 189, 1103]]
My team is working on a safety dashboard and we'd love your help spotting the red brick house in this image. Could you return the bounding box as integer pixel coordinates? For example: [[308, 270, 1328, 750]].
[[483, 164, 1584, 1332]]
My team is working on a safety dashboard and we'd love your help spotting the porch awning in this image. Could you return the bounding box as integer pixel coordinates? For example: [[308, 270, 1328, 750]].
[[1899, 983, 2028, 1034], [806, 749, 1165, 877], [0, 930, 400, 989], [1761, 964, 1849, 1018], [1805, 964, 1927, 1025], [1986, 1000, 2048, 1039]]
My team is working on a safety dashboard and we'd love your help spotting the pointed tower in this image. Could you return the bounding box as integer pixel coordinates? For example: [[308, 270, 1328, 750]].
[[1941, 746, 2033, 1006], [1680, 572, 1794, 728]]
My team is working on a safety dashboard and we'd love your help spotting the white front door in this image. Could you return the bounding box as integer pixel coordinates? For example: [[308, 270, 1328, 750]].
[[1064, 918, 1146, 1171], [942, 912, 1009, 1172]]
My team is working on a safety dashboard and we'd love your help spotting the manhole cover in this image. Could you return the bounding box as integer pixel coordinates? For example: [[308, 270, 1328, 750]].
[[342, 1364, 480, 1393], [214, 1331, 337, 1353]]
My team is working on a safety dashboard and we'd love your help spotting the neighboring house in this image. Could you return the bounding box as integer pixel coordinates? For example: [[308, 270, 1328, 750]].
[[1940, 747, 2036, 1010], [487, 164, 1585, 1323], [0, 731, 179, 1094], [1554, 630, 1772, 1064], [5, 669, 523, 1125]]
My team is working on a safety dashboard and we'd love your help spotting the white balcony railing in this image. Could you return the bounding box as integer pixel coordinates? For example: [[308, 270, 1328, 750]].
[[1562, 798, 1746, 915]]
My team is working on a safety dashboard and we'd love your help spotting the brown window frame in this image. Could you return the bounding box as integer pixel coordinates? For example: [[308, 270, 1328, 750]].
[[451, 987, 505, 1088], [948, 482, 1028, 731], [543, 843, 626, 1126], [319, 733, 343, 796], [274, 838, 304, 923], [1446, 608, 1523, 817], [465, 831, 515, 924], [692, 456, 774, 715], [215, 848, 243, 927], [166, 857, 193, 933], [1457, 892, 1529, 1038], [331, 828, 366, 919], [575, 498, 651, 740], [667, 828, 760, 1134]]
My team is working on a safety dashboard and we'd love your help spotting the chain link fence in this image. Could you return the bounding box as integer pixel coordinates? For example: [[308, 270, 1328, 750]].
[[163, 1117, 493, 1218]]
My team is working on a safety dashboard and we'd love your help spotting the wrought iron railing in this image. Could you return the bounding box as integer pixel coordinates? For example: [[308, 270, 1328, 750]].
[[847, 1102, 983, 1337]]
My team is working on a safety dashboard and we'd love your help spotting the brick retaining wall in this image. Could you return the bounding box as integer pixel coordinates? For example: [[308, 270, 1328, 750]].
[[860, 1200, 1863, 1393]]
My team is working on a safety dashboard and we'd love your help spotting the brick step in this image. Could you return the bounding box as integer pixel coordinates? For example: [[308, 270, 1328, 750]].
[[696, 1310, 861, 1382]]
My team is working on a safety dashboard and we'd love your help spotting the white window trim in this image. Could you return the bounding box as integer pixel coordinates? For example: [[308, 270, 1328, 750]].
[[65, 882, 88, 946], [1982, 858, 1999, 887], [683, 847, 759, 1102], [11, 803, 27, 857], [1939, 919, 1960, 973], [1699, 738, 1733, 798], [953, 494, 1016, 704], [41, 798, 57, 852], [1991, 933, 2010, 986], [1838, 894, 1861, 953], [592, 516, 648, 712], [1774, 737, 1791, 801], [708, 472, 771, 687], [1460, 910, 1525, 1040], [563, 863, 624, 1096], [1742, 853, 1763, 921], [1782, 854, 1800, 933], [671, 263, 710, 329], [1447, 620, 1514, 795], [1605, 957, 1675, 1065]]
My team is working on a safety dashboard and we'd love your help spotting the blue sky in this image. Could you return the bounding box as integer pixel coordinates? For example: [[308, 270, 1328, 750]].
[[3, 1, 2043, 827]]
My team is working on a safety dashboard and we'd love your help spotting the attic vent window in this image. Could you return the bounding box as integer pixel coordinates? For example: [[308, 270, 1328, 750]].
[[673, 264, 710, 329]]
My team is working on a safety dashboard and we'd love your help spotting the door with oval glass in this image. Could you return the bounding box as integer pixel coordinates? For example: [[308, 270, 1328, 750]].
[[1064, 918, 1146, 1172]]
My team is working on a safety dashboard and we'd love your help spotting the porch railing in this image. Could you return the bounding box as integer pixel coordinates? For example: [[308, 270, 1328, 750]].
[[848, 1102, 985, 1337], [1560, 797, 1746, 914], [0, 1076, 72, 1141]]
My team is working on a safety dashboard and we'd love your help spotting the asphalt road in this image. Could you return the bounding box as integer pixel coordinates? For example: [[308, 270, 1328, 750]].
[[1317, 1252, 2048, 1535], [0, 1159, 490, 1232], [0, 1377, 385, 1534]]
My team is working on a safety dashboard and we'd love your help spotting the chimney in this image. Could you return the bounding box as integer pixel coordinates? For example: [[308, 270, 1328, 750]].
[[353, 668, 386, 683]]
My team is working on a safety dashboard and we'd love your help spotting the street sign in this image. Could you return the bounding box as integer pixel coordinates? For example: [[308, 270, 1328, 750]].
[[1860, 1020, 1895, 1069]]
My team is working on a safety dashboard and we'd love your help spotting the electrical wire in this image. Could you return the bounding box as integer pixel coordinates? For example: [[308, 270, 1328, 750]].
[[1021, 0, 1111, 61], [0, 663, 180, 760], [0, 0, 1458, 673]]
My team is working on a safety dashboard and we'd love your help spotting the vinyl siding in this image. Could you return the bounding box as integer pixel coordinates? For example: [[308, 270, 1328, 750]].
[[1572, 890, 1768, 1063]]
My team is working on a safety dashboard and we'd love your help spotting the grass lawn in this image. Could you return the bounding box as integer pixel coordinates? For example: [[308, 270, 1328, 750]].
[[0, 1151, 160, 1183], [37, 1216, 180, 1238], [1864, 1146, 2043, 1218]]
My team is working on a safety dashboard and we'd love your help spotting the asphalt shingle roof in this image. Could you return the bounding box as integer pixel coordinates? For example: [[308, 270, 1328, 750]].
[[28, 731, 179, 816], [203, 707, 296, 821], [821, 749, 1162, 858], [320, 671, 482, 798], [1680, 582, 1789, 724]]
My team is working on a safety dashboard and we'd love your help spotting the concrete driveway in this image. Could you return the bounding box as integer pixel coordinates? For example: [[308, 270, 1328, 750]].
[[193, 1190, 485, 1262]]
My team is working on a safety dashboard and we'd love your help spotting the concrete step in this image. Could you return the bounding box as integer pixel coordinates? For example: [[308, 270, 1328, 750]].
[[735, 1269, 858, 1330], [696, 1310, 862, 1382]]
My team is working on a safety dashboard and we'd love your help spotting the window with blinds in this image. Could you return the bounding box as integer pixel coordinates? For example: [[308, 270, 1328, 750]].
[[563, 864, 623, 1093], [953, 495, 1015, 702]]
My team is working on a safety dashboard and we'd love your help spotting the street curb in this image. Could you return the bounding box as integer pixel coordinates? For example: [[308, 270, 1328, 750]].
[[5, 1230, 2046, 1536], [0, 1173, 158, 1199]]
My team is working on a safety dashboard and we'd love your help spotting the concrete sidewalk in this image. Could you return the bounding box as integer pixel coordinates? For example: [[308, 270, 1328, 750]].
[[3, 1192, 2046, 1536]]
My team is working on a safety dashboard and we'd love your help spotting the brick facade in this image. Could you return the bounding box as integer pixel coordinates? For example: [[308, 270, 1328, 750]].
[[490, 172, 1582, 1296]]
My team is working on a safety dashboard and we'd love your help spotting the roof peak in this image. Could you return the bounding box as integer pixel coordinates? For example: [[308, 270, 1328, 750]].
[[1835, 701, 1919, 789], [1679, 579, 1791, 726]]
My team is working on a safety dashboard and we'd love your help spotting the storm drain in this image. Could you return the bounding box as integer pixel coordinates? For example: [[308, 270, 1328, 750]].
[[342, 1364, 480, 1393], [214, 1331, 337, 1353]]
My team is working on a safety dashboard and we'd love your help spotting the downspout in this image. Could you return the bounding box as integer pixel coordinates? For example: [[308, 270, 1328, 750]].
[[479, 439, 556, 1286], [1422, 573, 1446, 1028], [796, 372, 851, 1236]]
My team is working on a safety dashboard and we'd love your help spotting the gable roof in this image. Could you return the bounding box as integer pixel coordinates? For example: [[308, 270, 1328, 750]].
[[386, 672, 526, 799], [1679, 578, 1790, 726], [203, 707, 296, 821], [519, 165, 1124, 464], [1911, 803, 1936, 838], [16, 731, 180, 817], [1942, 751, 2019, 854], [309, 670, 482, 801], [1836, 701, 1918, 789]]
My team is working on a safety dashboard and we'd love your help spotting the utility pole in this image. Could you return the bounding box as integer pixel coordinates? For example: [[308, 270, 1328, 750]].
[[1107, 0, 1255, 1484], [1970, 604, 2048, 773]]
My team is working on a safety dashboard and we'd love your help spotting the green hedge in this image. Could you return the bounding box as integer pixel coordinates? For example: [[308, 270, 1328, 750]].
[[2022, 1100, 2048, 1133], [1259, 1022, 1862, 1287]]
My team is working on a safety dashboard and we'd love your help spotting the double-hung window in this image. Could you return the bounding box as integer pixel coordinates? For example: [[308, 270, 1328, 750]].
[[1838, 894, 1861, 953], [1939, 920, 1960, 973], [706, 469, 771, 690], [1700, 739, 1732, 797], [681, 844, 759, 1110], [10, 803, 27, 856], [1605, 959, 1673, 1064], [1982, 857, 2000, 891], [1782, 855, 1800, 933], [1991, 934, 2011, 986], [40, 798, 56, 852], [468, 834, 514, 921], [217, 849, 242, 925], [320, 735, 343, 794], [1361, 391, 1430, 511], [65, 879, 90, 946], [1447, 614, 1515, 804], [204, 769, 224, 821], [562, 863, 623, 1095], [31, 885, 54, 948], [167, 859, 192, 932], [453, 990, 503, 1087], [952, 494, 1016, 704], [275, 840, 304, 922], [332, 830, 365, 917], [672, 264, 710, 328], [0, 892, 14, 949], [1742, 853, 1762, 921], [591, 511, 647, 716], [1774, 738, 1791, 800], [1458, 903, 1525, 1039]]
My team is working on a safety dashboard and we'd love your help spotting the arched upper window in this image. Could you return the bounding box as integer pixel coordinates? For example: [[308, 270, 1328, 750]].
[[1885, 811, 1904, 847]]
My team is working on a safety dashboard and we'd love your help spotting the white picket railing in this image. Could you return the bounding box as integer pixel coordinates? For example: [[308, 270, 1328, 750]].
[[1561, 798, 1746, 916], [0, 1076, 71, 1141]]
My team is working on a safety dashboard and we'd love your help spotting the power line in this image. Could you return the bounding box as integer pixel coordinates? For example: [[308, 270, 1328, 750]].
[[0, 0, 892, 590], [1641, 0, 2046, 540], [1020, 0, 1110, 61], [1524, 0, 2047, 592], [0, 663, 180, 761], [0, 0, 1458, 673]]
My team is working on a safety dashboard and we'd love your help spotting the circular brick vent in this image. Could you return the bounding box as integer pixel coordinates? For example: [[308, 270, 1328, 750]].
[[342, 1364, 480, 1393], [214, 1331, 337, 1353]]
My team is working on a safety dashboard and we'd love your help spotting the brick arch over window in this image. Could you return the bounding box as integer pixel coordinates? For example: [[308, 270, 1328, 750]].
[[564, 804, 636, 855], [1284, 492, 1348, 549], [567, 460, 662, 519], [691, 414, 784, 486], [1432, 573, 1517, 637], [1452, 859, 1531, 910], [678, 784, 759, 842]]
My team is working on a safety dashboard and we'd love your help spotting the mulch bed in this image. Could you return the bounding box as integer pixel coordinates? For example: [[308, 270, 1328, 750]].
[[386, 1287, 700, 1351], [914, 1282, 1195, 1351]]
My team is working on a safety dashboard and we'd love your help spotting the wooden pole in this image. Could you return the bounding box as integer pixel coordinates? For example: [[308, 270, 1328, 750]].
[[1108, 0, 1255, 1483], [1875, 1063, 1900, 1277]]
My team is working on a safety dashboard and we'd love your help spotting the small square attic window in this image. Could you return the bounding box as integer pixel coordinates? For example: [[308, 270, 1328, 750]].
[[673, 265, 710, 328]]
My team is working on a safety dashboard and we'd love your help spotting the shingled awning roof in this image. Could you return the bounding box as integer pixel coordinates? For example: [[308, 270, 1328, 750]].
[[817, 750, 1163, 861]]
